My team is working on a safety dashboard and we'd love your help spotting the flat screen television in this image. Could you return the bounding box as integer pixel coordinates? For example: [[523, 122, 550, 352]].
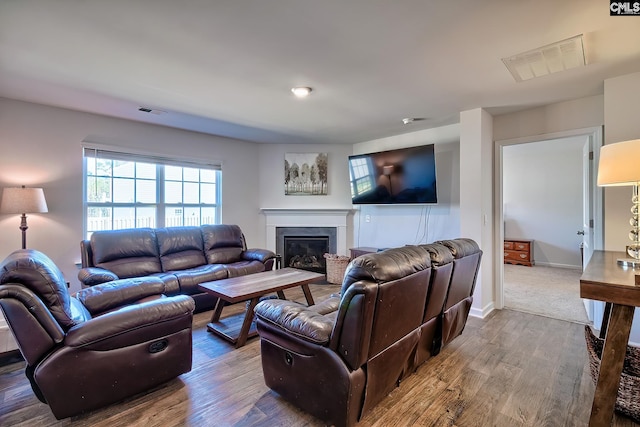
[[348, 144, 437, 205]]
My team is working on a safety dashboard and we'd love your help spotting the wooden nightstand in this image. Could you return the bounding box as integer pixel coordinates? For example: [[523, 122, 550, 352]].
[[504, 238, 534, 267]]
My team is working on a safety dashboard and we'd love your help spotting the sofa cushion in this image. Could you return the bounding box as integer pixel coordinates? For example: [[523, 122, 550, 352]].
[[156, 226, 207, 271], [254, 299, 334, 345], [437, 238, 480, 259], [202, 224, 244, 264], [341, 245, 431, 295], [148, 272, 181, 296], [225, 260, 266, 278], [90, 228, 162, 278], [170, 264, 228, 295]]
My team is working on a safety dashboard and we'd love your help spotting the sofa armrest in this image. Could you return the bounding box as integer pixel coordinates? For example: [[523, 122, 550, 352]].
[[65, 295, 195, 348], [254, 299, 334, 345], [243, 248, 276, 263], [74, 277, 166, 315], [77, 267, 119, 287], [307, 295, 341, 315]]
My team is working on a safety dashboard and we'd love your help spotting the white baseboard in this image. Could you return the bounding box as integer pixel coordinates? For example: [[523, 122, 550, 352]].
[[470, 301, 495, 319], [533, 261, 581, 270]]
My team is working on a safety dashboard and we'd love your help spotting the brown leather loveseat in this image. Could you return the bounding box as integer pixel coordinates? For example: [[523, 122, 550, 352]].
[[0, 249, 195, 419], [78, 224, 276, 311], [254, 238, 482, 427]]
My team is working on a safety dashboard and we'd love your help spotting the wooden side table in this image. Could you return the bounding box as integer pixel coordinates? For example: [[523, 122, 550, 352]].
[[580, 250, 640, 426], [349, 247, 379, 259]]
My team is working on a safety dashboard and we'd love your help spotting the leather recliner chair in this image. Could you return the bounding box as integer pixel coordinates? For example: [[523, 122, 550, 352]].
[[255, 245, 435, 427], [254, 239, 482, 427], [438, 238, 482, 346], [0, 249, 196, 420]]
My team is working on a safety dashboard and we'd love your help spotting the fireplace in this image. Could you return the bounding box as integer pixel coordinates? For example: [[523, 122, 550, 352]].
[[276, 227, 337, 274], [284, 236, 328, 273]]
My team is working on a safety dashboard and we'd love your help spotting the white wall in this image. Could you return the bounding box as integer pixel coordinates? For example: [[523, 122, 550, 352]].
[[350, 125, 461, 248], [0, 98, 262, 292], [602, 72, 640, 344], [257, 143, 354, 210], [493, 95, 604, 142], [460, 109, 495, 318], [603, 72, 640, 251], [503, 137, 585, 268]]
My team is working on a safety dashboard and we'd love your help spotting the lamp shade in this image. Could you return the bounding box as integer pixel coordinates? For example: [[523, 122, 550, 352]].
[[0, 187, 48, 214], [597, 139, 640, 187]]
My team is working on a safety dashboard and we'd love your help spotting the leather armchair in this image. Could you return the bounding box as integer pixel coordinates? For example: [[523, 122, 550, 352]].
[[0, 249, 195, 420]]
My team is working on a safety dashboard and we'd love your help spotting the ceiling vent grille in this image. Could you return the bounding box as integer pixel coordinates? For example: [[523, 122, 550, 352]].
[[502, 34, 585, 82], [138, 107, 167, 115]]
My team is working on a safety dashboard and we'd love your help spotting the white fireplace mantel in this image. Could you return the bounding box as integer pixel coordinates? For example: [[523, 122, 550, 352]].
[[261, 208, 353, 256]]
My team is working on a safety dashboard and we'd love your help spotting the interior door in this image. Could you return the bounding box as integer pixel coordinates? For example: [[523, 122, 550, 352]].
[[581, 139, 595, 268], [582, 133, 605, 327]]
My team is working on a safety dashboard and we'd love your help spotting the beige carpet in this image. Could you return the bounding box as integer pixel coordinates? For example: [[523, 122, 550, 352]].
[[503, 264, 590, 324]]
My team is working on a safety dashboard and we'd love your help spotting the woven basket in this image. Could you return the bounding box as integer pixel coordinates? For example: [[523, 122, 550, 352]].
[[584, 325, 640, 422], [324, 253, 350, 285]]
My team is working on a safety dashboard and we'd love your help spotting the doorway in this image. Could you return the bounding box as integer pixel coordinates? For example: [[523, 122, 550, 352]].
[[494, 127, 604, 323]]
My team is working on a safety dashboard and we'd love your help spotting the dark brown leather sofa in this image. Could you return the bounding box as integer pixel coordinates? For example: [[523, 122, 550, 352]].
[[254, 238, 482, 427], [78, 224, 276, 311], [0, 249, 195, 419]]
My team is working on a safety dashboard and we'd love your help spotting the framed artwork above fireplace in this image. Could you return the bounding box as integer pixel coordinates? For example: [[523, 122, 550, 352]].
[[284, 152, 328, 195]]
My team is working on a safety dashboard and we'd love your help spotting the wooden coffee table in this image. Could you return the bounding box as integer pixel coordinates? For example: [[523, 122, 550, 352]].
[[198, 268, 324, 348]]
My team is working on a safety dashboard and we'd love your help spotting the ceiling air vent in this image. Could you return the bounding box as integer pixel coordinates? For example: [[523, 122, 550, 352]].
[[138, 107, 167, 115], [502, 34, 585, 82]]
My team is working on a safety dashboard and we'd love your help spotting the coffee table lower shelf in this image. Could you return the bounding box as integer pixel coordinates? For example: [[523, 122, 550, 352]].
[[206, 312, 258, 346], [198, 268, 323, 348]]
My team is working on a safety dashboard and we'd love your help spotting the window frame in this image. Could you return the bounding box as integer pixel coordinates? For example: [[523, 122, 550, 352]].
[[82, 146, 222, 239]]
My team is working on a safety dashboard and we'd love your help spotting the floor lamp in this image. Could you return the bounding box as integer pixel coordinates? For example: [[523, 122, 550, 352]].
[[597, 138, 640, 266], [383, 165, 394, 195], [0, 186, 48, 249]]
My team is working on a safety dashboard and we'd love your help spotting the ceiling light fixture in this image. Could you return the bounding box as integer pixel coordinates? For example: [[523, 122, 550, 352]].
[[402, 117, 425, 125], [291, 87, 312, 98], [502, 34, 586, 82]]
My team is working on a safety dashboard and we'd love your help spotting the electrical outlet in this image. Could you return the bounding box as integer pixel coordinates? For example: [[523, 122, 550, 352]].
[[365, 214, 371, 223]]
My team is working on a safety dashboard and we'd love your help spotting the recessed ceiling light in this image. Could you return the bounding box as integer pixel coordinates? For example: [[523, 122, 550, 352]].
[[291, 87, 312, 98]]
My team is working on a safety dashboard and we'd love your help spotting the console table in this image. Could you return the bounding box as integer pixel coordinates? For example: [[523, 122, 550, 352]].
[[580, 250, 640, 426]]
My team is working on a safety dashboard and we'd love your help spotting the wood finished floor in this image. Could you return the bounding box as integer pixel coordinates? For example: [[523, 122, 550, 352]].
[[1, 283, 639, 427]]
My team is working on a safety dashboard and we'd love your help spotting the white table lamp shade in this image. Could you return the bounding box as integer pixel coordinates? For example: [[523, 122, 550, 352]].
[[0, 187, 48, 215], [597, 139, 640, 186]]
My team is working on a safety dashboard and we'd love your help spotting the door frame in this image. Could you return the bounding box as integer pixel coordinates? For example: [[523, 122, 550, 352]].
[[493, 126, 604, 310]]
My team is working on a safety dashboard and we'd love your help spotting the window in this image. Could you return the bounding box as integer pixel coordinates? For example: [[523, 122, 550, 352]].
[[349, 157, 375, 198], [83, 148, 221, 239]]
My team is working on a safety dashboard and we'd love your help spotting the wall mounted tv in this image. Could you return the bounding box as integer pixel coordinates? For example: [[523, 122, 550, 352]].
[[348, 144, 437, 205]]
